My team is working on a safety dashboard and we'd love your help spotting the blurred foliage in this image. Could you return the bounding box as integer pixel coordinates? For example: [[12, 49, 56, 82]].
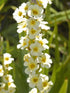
[[0, 0, 70, 93]]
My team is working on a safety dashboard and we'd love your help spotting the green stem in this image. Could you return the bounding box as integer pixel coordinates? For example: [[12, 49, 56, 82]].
[[68, 21, 70, 54], [55, 24, 60, 63]]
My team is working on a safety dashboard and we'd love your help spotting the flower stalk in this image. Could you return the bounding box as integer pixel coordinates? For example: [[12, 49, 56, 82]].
[[0, 53, 16, 93], [13, 0, 53, 92]]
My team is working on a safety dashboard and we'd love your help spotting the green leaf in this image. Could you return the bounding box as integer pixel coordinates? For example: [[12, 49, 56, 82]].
[[54, 24, 60, 63], [53, 0, 64, 10], [59, 79, 68, 93], [68, 22, 70, 54], [0, 3, 5, 11], [49, 55, 70, 93], [0, 0, 7, 10], [1, 23, 18, 45], [47, 10, 70, 26]]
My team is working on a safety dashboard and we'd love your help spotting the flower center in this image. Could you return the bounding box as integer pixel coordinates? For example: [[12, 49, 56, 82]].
[[39, 40, 43, 46], [25, 58, 29, 62], [0, 69, 2, 72], [33, 47, 38, 52], [31, 20, 35, 25], [22, 24, 26, 28], [5, 57, 9, 61], [5, 64, 9, 68], [24, 6, 28, 10], [43, 81, 48, 87], [42, 57, 46, 63], [31, 29, 36, 34], [18, 11, 22, 16], [32, 10, 38, 15], [29, 63, 35, 69], [6, 76, 9, 80], [8, 82, 11, 86], [37, 0, 43, 7], [23, 41, 27, 46], [33, 77, 38, 83], [39, 0, 43, 4]]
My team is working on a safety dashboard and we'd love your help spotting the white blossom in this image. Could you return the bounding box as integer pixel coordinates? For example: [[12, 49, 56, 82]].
[[39, 53, 52, 68], [39, 74, 53, 92], [13, 8, 26, 23], [4, 53, 14, 65], [0, 65, 4, 77], [28, 4, 43, 18], [28, 28, 41, 39], [17, 18, 28, 33], [3, 74, 14, 83], [8, 87, 16, 93], [37, 0, 52, 8], [19, 2, 31, 14], [29, 88, 37, 93], [30, 41, 43, 56], [25, 58, 39, 74], [17, 36, 29, 49], [39, 21, 50, 30], [27, 18, 40, 29], [36, 34, 49, 49], [27, 74, 42, 89]]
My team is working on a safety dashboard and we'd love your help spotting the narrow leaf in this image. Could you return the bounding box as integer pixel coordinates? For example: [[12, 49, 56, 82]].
[[59, 79, 68, 93]]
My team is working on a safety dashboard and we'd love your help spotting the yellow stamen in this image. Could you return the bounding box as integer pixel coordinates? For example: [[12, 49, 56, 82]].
[[29, 63, 35, 69], [33, 47, 38, 52], [18, 11, 22, 16], [43, 81, 48, 87], [33, 78, 38, 83], [32, 10, 38, 15], [31, 29, 36, 34], [5, 57, 9, 61]]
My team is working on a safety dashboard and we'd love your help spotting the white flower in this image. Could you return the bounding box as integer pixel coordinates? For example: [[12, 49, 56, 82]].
[[29, 88, 37, 93], [36, 34, 49, 49], [28, 28, 41, 39], [41, 81, 53, 93], [27, 74, 42, 89], [17, 36, 29, 50], [13, 8, 26, 23], [30, 41, 43, 56], [40, 74, 53, 92], [27, 18, 40, 29], [24, 53, 32, 66], [3, 74, 14, 83], [37, 0, 52, 8], [8, 87, 16, 93], [19, 2, 31, 13], [17, 18, 28, 33], [0, 83, 6, 92], [4, 53, 14, 65], [0, 89, 8, 93], [8, 82, 16, 88], [40, 74, 49, 81], [8, 82, 16, 93], [39, 21, 50, 30], [39, 53, 52, 68], [25, 58, 39, 74], [28, 4, 43, 18], [4, 64, 13, 71], [0, 65, 4, 77]]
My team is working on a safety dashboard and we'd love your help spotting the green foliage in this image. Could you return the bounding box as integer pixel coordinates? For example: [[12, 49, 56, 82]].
[[59, 79, 68, 93], [0, 0, 70, 93]]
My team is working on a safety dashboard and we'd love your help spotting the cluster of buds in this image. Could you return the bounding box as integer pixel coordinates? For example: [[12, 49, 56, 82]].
[[0, 53, 16, 93], [13, 0, 53, 93]]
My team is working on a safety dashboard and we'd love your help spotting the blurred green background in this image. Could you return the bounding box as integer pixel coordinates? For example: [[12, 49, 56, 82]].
[[0, 0, 70, 93]]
